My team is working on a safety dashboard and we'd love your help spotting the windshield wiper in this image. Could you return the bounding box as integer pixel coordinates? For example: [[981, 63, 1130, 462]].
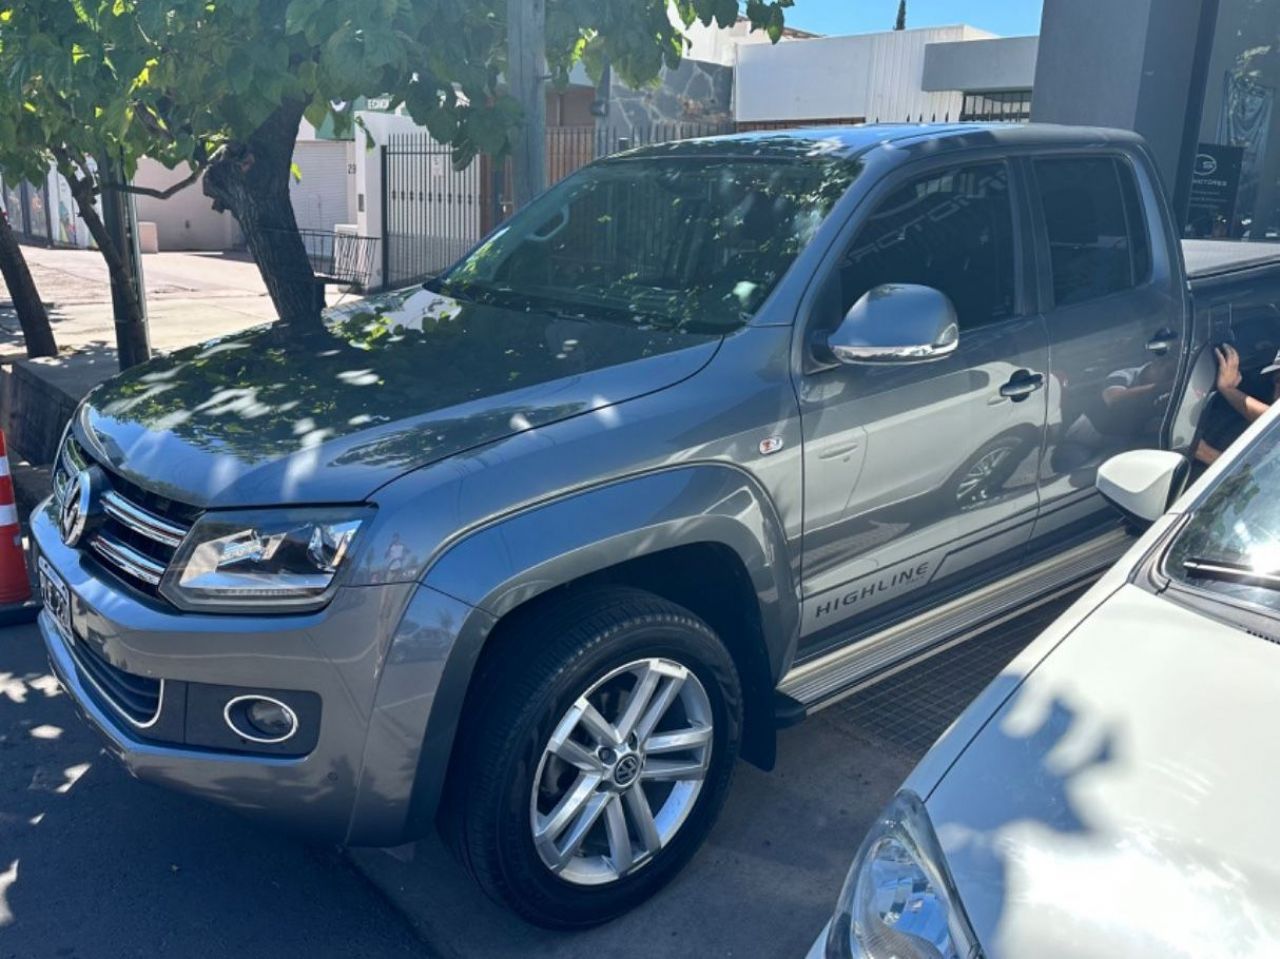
[[1182, 556, 1280, 591]]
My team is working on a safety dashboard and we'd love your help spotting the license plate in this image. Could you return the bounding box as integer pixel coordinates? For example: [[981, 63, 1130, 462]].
[[37, 557, 73, 645]]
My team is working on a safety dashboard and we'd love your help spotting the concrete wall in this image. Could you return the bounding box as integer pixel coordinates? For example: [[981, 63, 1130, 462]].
[[735, 26, 993, 125], [922, 35, 1038, 93], [132, 158, 242, 252], [1032, 0, 1212, 196]]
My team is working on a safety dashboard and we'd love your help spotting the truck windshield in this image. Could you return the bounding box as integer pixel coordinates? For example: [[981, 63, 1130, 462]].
[[1166, 419, 1280, 610], [432, 152, 862, 334]]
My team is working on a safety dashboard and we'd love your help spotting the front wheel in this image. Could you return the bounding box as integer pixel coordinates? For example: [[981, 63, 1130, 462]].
[[444, 587, 743, 928]]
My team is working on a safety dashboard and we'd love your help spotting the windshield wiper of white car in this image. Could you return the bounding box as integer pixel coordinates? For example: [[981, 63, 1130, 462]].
[[1182, 557, 1280, 591]]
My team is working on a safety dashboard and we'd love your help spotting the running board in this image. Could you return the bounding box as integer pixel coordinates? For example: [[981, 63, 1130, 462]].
[[777, 529, 1133, 716]]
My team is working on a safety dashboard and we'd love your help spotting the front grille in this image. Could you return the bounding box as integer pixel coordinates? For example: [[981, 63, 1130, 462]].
[[53, 434, 196, 594], [68, 635, 163, 728]]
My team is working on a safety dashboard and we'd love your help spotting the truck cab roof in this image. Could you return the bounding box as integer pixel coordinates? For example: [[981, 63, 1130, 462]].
[[622, 122, 1148, 164]]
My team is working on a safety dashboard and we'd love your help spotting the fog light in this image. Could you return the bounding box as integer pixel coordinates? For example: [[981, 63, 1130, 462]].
[[224, 695, 299, 744]]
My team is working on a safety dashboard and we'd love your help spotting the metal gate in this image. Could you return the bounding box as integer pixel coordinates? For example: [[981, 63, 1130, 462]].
[[380, 122, 735, 289], [381, 134, 483, 288]]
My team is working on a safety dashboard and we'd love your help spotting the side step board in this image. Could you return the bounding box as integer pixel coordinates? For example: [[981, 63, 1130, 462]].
[[777, 529, 1133, 718]]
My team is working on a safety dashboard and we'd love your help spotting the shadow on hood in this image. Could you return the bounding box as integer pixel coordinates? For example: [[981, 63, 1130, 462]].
[[81, 286, 720, 507]]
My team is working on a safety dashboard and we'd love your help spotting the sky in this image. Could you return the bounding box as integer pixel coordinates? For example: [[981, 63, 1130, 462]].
[[785, 0, 1045, 38]]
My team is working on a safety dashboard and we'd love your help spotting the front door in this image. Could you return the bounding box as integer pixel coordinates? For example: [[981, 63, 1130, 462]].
[[1029, 153, 1187, 540], [797, 160, 1049, 653]]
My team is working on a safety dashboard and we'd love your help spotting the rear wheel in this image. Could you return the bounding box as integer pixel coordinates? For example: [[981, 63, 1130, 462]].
[[445, 587, 743, 928]]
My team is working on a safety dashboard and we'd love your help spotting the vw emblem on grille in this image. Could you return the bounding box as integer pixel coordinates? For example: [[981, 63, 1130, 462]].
[[59, 468, 102, 548]]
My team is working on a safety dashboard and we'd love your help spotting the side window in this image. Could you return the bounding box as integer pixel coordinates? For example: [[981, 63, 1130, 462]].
[[840, 163, 1016, 329], [1035, 156, 1152, 307]]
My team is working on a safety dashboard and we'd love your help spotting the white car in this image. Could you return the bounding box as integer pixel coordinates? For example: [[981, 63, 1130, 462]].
[[808, 401, 1280, 959]]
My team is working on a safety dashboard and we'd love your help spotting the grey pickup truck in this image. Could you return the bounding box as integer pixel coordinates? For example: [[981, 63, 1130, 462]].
[[31, 123, 1280, 927]]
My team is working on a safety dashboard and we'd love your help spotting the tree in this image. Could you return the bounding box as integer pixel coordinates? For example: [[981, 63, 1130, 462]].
[[894, 0, 906, 30], [0, 0, 190, 365], [0, 1, 798, 357], [0, 209, 56, 358]]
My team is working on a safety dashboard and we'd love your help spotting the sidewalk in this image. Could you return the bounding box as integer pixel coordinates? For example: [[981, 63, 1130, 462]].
[[0, 244, 357, 361]]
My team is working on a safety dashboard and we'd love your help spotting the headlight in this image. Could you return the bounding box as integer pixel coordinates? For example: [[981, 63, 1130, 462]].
[[160, 506, 372, 612], [827, 791, 980, 959]]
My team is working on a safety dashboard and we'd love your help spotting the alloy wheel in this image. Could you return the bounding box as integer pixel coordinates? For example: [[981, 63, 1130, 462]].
[[529, 657, 714, 886]]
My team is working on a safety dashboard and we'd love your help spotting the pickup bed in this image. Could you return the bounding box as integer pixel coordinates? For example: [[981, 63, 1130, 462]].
[[31, 123, 1280, 927]]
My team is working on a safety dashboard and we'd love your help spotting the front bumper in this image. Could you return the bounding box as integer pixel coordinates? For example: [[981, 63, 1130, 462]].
[[31, 497, 436, 844]]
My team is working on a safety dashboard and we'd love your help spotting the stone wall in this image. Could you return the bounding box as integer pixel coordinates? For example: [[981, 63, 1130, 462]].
[[607, 59, 734, 135]]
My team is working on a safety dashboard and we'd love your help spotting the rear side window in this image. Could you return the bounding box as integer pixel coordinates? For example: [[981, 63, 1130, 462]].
[[839, 162, 1017, 330], [1035, 156, 1153, 307]]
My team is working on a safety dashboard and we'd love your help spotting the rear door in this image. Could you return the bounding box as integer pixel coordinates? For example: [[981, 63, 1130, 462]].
[[1029, 152, 1187, 541], [796, 159, 1049, 652]]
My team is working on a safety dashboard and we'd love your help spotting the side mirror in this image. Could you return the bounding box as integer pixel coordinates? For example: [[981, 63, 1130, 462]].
[[1096, 450, 1188, 525], [825, 284, 960, 365]]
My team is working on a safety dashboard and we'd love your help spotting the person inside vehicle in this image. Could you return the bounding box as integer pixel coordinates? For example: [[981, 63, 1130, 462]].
[[1196, 344, 1280, 465]]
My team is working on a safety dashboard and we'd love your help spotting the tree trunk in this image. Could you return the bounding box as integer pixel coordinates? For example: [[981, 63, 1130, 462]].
[[0, 210, 56, 358], [56, 150, 152, 368], [203, 97, 323, 331], [508, 0, 548, 209]]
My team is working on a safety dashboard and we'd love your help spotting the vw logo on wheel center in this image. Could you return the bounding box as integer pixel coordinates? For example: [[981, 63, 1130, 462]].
[[59, 468, 102, 548], [613, 753, 641, 788]]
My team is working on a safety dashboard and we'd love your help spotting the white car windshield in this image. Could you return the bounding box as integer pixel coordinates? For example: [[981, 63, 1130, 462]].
[[1166, 422, 1280, 607]]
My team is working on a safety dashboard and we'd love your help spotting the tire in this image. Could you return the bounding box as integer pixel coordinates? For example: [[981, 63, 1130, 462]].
[[444, 586, 743, 929]]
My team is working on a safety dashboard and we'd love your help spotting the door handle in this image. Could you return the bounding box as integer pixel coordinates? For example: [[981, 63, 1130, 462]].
[[1146, 329, 1179, 355], [999, 370, 1045, 402]]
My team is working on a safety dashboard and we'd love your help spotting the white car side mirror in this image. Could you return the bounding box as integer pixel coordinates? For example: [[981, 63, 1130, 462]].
[[1096, 450, 1188, 525]]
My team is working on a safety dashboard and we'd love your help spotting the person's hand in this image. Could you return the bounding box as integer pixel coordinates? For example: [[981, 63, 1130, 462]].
[[1216, 344, 1243, 392]]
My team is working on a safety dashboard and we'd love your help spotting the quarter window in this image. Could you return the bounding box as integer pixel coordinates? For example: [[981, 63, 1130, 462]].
[[839, 163, 1017, 329], [1035, 157, 1153, 307]]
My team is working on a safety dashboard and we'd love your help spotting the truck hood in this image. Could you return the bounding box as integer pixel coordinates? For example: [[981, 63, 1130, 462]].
[[79, 287, 719, 507], [928, 585, 1280, 959]]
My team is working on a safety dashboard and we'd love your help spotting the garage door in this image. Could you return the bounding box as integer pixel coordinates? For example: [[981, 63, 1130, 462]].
[[290, 141, 352, 234]]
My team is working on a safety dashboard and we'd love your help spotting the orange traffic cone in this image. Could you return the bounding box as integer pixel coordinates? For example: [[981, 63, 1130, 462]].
[[0, 430, 32, 605]]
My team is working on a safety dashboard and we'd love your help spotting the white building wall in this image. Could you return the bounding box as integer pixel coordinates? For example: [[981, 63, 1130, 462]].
[[921, 34, 1039, 93], [132, 158, 241, 252], [680, 17, 791, 67], [736, 25, 996, 125]]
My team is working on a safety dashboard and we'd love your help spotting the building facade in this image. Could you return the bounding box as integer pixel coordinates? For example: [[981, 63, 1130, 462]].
[[734, 26, 1038, 128], [1034, 0, 1280, 244]]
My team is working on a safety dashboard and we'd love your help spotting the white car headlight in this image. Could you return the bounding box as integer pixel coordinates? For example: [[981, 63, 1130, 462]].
[[827, 791, 981, 959], [160, 506, 372, 612]]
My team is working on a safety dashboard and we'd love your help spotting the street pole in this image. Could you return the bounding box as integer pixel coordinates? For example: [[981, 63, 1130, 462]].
[[508, 0, 547, 210], [99, 157, 151, 368]]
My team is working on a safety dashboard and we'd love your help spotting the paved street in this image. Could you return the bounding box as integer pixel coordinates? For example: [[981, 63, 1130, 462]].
[[0, 621, 426, 959], [0, 246, 356, 361], [0, 595, 1076, 958]]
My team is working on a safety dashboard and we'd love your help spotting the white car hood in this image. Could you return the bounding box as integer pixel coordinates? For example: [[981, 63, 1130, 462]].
[[928, 584, 1280, 959]]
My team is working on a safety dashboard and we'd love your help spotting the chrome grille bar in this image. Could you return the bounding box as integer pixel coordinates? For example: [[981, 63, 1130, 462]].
[[101, 490, 187, 548], [56, 434, 195, 591], [88, 533, 166, 586]]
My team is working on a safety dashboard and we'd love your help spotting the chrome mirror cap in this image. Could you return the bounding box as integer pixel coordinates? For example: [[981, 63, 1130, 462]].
[[826, 284, 960, 366]]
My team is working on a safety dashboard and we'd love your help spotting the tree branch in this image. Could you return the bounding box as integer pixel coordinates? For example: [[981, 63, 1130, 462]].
[[106, 164, 202, 200]]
